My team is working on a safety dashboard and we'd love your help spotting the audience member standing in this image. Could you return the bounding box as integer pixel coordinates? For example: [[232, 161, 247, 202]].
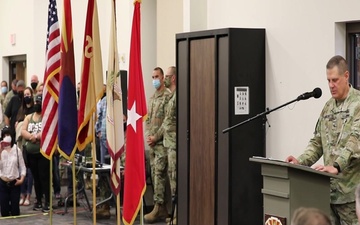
[[21, 95, 50, 212], [16, 87, 35, 207], [96, 95, 108, 164], [30, 75, 39, 91], [0, 80, 6, 130], [3, 79, 18, 113], [0, 81, 8, 111], [0, 126, 26, 217], [4, 80, 25, 140]]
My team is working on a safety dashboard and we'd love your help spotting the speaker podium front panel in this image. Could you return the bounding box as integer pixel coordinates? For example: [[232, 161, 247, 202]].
[[177, 28, 266, 225], [250, 157, 336, 223]]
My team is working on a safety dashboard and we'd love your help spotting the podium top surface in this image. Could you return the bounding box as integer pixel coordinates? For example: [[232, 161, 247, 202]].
[[250, 156, 340, 179]]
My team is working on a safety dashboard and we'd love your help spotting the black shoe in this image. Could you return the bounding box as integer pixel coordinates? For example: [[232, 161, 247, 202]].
[[33, 203, 42, 211], [42, 203, 50, 213]]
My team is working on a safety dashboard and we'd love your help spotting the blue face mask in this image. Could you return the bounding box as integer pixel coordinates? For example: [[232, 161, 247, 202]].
[[152, 79, 161, 89], [1, 87, 7, 94]]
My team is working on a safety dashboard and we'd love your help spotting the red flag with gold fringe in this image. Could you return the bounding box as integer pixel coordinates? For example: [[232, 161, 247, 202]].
[[123, 1, 147, 224]]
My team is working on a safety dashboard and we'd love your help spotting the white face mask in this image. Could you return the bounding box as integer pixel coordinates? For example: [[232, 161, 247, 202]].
[[3, 136, 11, 143]]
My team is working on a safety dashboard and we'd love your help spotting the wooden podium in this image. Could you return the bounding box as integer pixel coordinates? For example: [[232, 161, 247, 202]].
[[250, 157, 339, 225]]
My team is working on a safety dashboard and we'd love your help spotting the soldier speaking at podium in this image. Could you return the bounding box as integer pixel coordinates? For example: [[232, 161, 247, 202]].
[[286, 55, 360, 225]]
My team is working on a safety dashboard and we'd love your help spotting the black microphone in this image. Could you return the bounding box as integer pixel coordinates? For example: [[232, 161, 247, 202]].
[[297, 87, 322, 101]]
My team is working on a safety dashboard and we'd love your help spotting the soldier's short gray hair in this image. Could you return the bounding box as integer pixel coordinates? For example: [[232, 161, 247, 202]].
[[326, 55, 348, 75]]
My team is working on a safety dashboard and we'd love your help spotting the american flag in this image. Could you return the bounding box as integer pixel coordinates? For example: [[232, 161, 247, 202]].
[[41, 0, 60, 159]]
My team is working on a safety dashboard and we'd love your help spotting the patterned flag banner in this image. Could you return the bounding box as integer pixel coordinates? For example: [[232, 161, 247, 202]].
[[123, 1, 147, 224], [77, 0, 104, 151], [41, 0, 60, 159], [106, 0, 124, 195], [58, 0, 77, 160]]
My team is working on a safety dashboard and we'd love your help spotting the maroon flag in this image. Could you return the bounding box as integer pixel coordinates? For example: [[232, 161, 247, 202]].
[[77, 0, 104, 151]]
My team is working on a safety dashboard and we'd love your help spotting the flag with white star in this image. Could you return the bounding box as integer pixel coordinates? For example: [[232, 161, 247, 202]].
[[123, 1, 147, 224]]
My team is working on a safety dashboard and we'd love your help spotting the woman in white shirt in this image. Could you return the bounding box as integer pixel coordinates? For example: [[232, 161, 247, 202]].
[[0, 126, 26, 216]]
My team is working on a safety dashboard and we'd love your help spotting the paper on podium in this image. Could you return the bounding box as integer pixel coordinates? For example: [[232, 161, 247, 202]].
[[250, 156, 340, 179], [252, 156, 286, 163]]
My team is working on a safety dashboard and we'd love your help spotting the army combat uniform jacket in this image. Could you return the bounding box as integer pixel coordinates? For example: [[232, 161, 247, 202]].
[[298, 86, 360, 204]]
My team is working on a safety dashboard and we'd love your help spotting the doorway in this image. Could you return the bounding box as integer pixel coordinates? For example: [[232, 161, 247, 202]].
[[6, 54, 27, 90]]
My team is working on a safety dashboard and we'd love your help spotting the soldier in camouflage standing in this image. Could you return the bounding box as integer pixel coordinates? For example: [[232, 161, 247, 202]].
[[164, 66, 177, 225], [286, 55, 360, 225], [144, 67, 170, 223], [150, 66, 177, 224]]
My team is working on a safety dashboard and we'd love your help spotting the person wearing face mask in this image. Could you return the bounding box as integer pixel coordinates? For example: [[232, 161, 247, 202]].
[[0, 81, 8, 109], [30, 75, 39, 91], [15, 87, 35, 207], [0, 126, 26, 217], [21, 95, 50, 213], [144, 67, 171, 223], [149, 66, 177, 225], [4, 80, 25, 141], [16, 87, 35, 123]]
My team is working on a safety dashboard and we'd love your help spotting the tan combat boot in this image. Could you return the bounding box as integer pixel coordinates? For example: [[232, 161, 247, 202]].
[[96, 203, 110, 219], [144, 203, 168, 223], [167, 217, 176, 225]]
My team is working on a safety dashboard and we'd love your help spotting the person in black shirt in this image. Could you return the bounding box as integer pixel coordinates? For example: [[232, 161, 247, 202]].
[[4, 80, 25, 140]]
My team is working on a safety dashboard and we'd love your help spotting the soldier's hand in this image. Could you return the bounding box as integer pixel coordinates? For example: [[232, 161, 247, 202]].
[[147, 136, 156, 146], [312, 165, 339, 174], [285, 156, 299, 164]]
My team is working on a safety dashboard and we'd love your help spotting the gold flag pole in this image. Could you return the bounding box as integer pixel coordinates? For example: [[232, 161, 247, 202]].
[[117, 194, 121, 224], [140, 200, 144, 225], [49, 158, 53, 224], [92, 118, 97, 225], [72, 157, 77, 225]]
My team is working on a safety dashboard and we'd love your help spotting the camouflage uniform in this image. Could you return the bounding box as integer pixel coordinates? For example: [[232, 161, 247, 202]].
[[146, 88, 170, 204], [3, 90, 14, 113], [0, 94, 5, 130], [155, 90, 177, 196], [297, 87, 360, 225]]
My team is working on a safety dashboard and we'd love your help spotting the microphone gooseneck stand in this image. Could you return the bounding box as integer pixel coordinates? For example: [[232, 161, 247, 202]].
[[223, 97, 301, 134]]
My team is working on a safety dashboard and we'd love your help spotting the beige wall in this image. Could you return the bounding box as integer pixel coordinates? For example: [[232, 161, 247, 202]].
[[156, 0, 183, 71], [206, 0, 360, 161], [3, 0, 360, 160]]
